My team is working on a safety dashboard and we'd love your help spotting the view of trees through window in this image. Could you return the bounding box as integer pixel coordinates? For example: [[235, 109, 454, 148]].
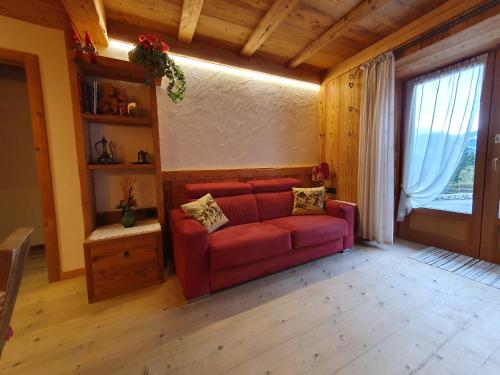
[[423, 123, 478, 214]]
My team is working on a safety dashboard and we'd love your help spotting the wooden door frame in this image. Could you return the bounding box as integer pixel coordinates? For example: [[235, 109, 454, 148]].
[[480, 48, 500, 263], [0, 47, 60, 282], [396, 51, 496, 257]]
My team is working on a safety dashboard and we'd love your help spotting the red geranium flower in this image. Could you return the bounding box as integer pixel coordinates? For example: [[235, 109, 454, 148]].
[[147, 34, 158, 43], [160, 41, 169, 53], [138, 34, 146, 43]]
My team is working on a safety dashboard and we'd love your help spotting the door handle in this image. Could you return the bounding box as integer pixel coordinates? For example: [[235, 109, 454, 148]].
[[493, 156, 498, 173]]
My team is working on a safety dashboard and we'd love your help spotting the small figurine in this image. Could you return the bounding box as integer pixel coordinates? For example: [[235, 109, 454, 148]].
[[95, 137, 115, 163], [127, 102, 137, 116], [98, 84, 118, 115], [137, 150, 150, 164], [117, 88, 128, 103], [71, 26, 84, 59], [84, 31, 98, 62]]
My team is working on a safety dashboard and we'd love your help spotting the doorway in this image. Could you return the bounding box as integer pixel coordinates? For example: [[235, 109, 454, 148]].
[[398, 48, 500, 262], [0, 65, 45, 254], [0, 47, 60, 282]]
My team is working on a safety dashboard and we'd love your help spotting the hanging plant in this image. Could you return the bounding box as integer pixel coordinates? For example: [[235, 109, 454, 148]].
[[128, 34, 186, 103]]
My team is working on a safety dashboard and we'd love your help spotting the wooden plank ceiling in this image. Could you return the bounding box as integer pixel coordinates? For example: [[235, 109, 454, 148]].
[[102, 0, 447, 70], [0, 0, 495, 82]]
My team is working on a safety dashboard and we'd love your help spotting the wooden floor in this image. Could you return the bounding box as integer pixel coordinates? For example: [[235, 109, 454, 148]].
[[2, 240, 500, 375]]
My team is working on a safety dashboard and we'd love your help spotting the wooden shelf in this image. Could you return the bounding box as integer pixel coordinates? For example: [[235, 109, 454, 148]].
[[82, 113, 152, 127], [85, 218, 161, 243], [87, 163, 156, 170], [70, 51, 148, 83]]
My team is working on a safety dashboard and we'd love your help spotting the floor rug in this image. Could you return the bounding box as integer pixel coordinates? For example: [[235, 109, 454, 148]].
[[409, 247, 500, 288]]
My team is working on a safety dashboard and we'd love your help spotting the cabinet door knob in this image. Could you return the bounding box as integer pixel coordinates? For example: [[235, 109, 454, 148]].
[[123, 250, 131, 257]]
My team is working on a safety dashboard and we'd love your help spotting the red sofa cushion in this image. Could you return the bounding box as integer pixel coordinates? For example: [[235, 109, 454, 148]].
[[255, 191, 293, 220], [185, 181, 252, 199], [247, 178, 302, 193], [265, 215, 348, 248], [214, 194, 259, 227], [209, 222, 292, 270]]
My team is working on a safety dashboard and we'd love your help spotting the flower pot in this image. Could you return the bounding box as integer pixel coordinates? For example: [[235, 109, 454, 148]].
[[154, 76, 162, 86], [121, 206, 136, 228]]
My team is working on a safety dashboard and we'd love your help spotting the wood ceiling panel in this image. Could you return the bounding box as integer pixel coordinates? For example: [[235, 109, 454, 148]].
[[0, 0, 69, 30], [102, 0, 454, 72], [104, 0, 181, 35], [194, 0, 273, 49], [256, 2, 340, 63], [0, 0, 487, 77], [106, 10, 179, 38]]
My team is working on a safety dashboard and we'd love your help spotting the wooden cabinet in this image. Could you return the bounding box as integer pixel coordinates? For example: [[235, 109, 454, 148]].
[[84, 223, 164, 302], [67, 52, 165, 302]]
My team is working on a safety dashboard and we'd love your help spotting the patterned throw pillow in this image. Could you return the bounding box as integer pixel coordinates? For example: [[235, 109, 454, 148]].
[[292, 187, 326, 215], [181, 193, 229, 233]]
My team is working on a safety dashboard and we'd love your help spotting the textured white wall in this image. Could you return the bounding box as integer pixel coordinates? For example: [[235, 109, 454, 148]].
[[156, 58, 320, 170]]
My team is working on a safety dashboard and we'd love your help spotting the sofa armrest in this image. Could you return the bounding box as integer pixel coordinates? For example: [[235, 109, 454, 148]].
[[169, 209, 210, 300], [325, 200, 356, 249]]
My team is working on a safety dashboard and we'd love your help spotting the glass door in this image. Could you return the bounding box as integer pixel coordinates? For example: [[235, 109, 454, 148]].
[[398, 52, 495, 257]]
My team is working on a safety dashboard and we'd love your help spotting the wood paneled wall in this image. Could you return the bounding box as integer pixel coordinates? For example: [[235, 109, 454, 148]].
[[319, 69, 362, 204], [162, 166, 316, 211]]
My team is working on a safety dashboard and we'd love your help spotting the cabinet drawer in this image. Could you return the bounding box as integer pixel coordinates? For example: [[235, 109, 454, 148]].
[[84, 233, 163, 302]]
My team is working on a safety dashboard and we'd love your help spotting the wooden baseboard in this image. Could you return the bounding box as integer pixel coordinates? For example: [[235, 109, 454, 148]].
[[60, 268, 85, 280]]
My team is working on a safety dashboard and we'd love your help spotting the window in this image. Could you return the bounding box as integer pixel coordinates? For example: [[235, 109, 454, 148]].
[[397, 57, 486, 220]]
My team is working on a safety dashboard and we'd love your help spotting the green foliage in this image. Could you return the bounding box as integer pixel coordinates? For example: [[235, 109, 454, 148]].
[[450, 147, 476, 184], [128, 42, 186, 103]]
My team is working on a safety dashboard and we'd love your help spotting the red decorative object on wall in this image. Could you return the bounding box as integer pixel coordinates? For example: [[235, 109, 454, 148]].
[[312, 162, 330, 182]]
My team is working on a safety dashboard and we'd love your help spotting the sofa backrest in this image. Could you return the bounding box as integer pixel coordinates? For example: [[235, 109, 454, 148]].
[[185, 181, 252, 199], [248, 178, 302, 221], [184, 181, 258, 227], [183, 178, 303, 225]]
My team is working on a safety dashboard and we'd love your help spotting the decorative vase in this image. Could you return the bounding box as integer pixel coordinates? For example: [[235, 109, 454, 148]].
[[121, 206, 136, 228]]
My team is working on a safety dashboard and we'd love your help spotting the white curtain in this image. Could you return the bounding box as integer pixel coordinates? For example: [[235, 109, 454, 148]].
[[358, 52, 395, 244], [397, 56, 486, 221]]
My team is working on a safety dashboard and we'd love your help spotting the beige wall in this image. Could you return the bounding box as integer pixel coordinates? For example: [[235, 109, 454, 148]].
[[0, 15, 84, 272], [100, 44, 321, 171], [0, 65, 45, 245]]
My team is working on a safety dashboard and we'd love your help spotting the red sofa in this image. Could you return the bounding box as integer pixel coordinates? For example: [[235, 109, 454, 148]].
[[169, 178, 355, 300]]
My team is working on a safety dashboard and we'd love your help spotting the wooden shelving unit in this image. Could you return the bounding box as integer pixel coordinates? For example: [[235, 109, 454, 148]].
[[68, 53, 165, 303], [87, 163, 156, 170], [82, 113, 152, 127]]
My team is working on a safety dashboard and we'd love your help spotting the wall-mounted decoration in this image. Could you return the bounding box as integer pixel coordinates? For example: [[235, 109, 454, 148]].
[[312, 162, 330, 182], [128, 34, 186, 103]]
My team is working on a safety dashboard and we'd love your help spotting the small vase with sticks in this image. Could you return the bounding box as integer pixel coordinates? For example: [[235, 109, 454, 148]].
[[116, 178, 138, 228]]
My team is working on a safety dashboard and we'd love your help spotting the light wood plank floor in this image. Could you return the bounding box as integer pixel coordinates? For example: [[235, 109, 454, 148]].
[[2, 240, 500, 375]]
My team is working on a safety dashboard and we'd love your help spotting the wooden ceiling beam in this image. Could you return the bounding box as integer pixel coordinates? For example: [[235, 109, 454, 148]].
[[396, 4, 500, 80], [240, 0, 299, 57], [323, 0, 492, 82], [178, 0, 205, 43], [61, 0, 108, 46], [287, 0, 391, 68], [107, 19, 321, 84]]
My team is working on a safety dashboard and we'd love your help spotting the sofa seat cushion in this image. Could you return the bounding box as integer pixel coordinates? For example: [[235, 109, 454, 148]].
[[209, 222, 292, 270], [265, 215, 347, 249]]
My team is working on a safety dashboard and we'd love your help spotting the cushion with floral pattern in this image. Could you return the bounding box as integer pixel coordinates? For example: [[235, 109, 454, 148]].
[[292, 187, 326, 215], [181, 193, 229, 233]]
